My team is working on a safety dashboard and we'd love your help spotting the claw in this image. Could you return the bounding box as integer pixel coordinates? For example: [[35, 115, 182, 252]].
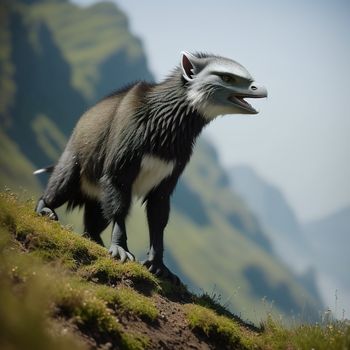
[[126, 251, 135, 261], [35, 199, 58, 221], [39, 207, 58, 221], [148, 265, 156, 273], [119, 248, 127, 263], [142, 259, 180, 284], [108, 244, 135, 262]]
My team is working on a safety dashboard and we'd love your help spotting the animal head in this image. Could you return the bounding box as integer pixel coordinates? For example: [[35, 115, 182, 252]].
[[180, 52, 267, 120]]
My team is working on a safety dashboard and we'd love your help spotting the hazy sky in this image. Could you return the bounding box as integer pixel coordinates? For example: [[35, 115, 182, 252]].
[[73, 0, 350, 222]]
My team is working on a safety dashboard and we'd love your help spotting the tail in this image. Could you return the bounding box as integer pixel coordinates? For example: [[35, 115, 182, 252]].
[[33, 165, 55, 175]]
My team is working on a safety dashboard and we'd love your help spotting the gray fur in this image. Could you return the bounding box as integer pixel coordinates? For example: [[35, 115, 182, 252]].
[[35, 52, 267, 283]]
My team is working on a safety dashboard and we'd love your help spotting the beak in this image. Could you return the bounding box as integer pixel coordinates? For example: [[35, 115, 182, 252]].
[[248, 82, 268, 98], [229, 82, 268, 114]]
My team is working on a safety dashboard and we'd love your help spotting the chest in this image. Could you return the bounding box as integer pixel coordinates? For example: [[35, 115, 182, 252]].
[[132, 154, 175, 198], [80, 154, 175, 200]]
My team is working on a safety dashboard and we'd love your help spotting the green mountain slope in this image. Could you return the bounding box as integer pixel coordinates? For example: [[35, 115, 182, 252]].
[[1, 0, 153, 167], [0, 129, 42, 194], [0, 0, 323, 322], [1, 194, 349, 350], [1, 0, 85, 167], [28, 0, 154, 102]]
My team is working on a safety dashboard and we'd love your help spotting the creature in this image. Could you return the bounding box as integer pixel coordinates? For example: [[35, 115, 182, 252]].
[[35, 52, 267, 283]]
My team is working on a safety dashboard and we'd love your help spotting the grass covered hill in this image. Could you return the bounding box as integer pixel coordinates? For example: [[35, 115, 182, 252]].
[[1, 193, 349, 350]]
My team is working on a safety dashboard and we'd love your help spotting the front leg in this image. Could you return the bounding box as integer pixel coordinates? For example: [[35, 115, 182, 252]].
[[109, 217, 135, 262], [143, 191, 180, 284], [101, 177, 135, 263]]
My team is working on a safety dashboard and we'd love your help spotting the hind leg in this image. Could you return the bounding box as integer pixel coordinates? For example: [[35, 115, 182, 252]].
[[35, 147, 80, 220], [83, 200, 109, 246]]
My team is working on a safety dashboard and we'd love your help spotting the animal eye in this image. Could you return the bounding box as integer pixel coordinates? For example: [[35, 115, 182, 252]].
[[221, 75, 236, 84]]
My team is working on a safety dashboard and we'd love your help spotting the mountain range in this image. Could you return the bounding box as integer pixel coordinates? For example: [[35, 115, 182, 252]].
[[303, 205, 350, 316], [229, 164, 349, 317], [229, 165, 311, 271]]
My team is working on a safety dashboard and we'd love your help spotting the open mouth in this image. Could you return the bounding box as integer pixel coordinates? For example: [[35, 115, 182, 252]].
[[228, 94, 266, 114]]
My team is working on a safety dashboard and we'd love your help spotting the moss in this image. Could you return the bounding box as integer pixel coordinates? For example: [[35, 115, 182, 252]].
[[0, 193, 106, 267], [186, 303, 350, 350], [50, 279, 151, 349], [120, 333, 150, 350], [0, 193, 161, 292], [57, 280, 159, 323], [185, 304, 254, 350], [196, 291, 235, 318], [0, 193, 151, 349], [0, 228, 88, 350], [95, 285, 159, 322], [53, 280, 151, 349], [80, 257, 159, 293], [54, 281, 118, 333]]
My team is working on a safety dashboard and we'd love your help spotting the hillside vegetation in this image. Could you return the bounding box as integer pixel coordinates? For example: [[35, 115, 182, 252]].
[[1, 193, 349, 350]]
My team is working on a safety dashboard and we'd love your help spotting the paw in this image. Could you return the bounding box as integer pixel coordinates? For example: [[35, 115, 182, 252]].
[[142, 260, 180, 285], [38, 207, 58, 221], [108, 244, 135, 263]]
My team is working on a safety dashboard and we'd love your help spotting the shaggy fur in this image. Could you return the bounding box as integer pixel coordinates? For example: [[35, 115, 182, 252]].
[[35, 52, 267, 282]]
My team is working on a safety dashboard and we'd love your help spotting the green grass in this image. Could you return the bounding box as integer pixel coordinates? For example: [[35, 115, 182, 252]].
[[52, 279, 149, 350], [0, 192, 158, 289], [185, 304, 350, 350], [185, 304, 254, 350], [0, 193, 153, 349], [80, 257, 159, 293], [1, 193, 349, 350], [0, 230, 88, 350], [258, 315, 350, 350], [94, 285, 158, 322]]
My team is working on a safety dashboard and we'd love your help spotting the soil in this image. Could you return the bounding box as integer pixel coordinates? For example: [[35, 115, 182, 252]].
[[56, 291, 213, 350], [57, 281, 262, 350], [120, 294, 211, 350]]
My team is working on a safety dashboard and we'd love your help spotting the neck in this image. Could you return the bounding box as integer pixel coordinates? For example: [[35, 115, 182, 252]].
[[141, 70, 208, 160]]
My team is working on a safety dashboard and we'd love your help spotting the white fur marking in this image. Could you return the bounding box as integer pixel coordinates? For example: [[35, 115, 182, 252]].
[[80, 156, 174, 201], [81, 175, 101, 200], [33, 168, 46, 175], [186, 83, 223, 121], [133, 155, 175, 198]]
